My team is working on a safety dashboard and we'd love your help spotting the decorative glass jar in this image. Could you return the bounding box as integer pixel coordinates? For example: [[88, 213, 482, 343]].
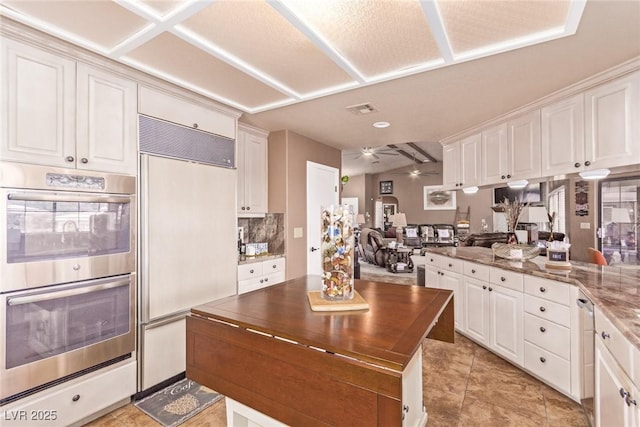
[[320, 205, 355, 301]]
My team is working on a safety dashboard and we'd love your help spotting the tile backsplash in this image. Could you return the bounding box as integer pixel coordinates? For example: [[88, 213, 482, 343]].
[[238, 213, 284, 255]]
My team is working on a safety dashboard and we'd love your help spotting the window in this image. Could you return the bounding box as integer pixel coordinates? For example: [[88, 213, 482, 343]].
[[599, 177, 639, 265]]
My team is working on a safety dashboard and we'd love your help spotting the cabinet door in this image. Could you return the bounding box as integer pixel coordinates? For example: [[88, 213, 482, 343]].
[[463, 276, 490, 346], [541, 94, 585, 176], [442, 141, 460, 190], [585, 72, 640, 169], [440, 271, 464, 331], [481, 123, 508, 185], [595, 339, 635, 427], [1, 39, 75, 168], [242, 130, 268, 214], [76, 63, 137, 174], [490, 284, 524, 366], [508, 110, 541, 180], [424, 266, 440, 289], [460, 133, 482, 188]]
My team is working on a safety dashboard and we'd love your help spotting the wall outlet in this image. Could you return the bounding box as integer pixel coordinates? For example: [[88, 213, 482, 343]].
[[580, 222, 591, 229], [293, 227, 303, 238]]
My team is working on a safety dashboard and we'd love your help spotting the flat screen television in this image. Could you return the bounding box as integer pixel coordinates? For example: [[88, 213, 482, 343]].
[[494, 183, 542, 204]]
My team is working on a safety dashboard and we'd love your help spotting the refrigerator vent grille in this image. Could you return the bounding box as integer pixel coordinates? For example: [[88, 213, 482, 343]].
[[139, 115, 235, 168]]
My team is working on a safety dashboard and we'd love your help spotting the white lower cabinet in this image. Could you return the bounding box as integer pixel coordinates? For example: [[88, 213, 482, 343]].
[[0, 360, 135, 427], [141, 318, 186, 391], [238, 257, 285, 295], [425, 255, 464, 331], [489, 284, 524, 366]]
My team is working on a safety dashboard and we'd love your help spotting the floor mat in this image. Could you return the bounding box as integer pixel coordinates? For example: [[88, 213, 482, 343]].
[[134, 378, 222, 427]]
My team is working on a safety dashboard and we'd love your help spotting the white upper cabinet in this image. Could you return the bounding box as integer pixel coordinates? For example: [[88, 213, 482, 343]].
[[584, 72, 640, 170], [76, 63, 137, 175], [1, 39, 76, 168], [237, 124, 268, 216], [139, 86, 236, 140], [443, 133, 482, 191], [1, 39, 137, 175], [541, 94, 585, 176], [481, 111, 541, 186]]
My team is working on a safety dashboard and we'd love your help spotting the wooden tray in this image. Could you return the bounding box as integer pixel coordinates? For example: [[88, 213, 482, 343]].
[[307, 290, 369, 312]]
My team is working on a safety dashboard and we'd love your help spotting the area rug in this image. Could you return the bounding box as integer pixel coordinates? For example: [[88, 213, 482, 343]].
[[134, 378, 222, 427]]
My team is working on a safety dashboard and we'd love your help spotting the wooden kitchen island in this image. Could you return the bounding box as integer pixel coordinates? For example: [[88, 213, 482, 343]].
[[186, 275, 454, 427]]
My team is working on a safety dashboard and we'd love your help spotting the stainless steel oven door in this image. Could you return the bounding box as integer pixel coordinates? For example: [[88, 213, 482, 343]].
[[1, 189, 135, 292], [0, 274, 135, 402]]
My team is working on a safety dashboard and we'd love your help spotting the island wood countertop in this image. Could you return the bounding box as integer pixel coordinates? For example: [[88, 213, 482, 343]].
[[190, 275, 453, 371], [187, 275, 454, 426], [424, 246, 640, 351]]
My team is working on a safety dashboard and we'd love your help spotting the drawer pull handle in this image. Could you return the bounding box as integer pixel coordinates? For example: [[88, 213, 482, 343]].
[[448, 263, 453, 267], [602, 331, 610, 340], [250, 269, 254, 274], [539, 306, 546, 312], [471, 269, 476, 274], [540, 327, 546, 333], [539, 287, 546, 293], [500, 277, 506, 282], [539, 357, 546, 363], [72, 394, 80, 402]]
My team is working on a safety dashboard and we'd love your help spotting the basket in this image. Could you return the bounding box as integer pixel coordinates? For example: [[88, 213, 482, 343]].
[[491, 243, 541, 261]]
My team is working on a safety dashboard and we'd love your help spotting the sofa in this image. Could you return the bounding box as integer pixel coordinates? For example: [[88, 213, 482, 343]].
[[359, 228, 390, 267], [460, 231, 565, 248]]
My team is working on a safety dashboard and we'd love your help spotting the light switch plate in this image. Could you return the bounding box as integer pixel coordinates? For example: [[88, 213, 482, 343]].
[[294, 227, 303, 238], [580, 222, 591, 229]]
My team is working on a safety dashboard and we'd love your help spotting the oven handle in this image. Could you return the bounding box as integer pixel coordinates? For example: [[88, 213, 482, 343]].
[[7, 279, 130, 306], [8, 192, 130, 204]]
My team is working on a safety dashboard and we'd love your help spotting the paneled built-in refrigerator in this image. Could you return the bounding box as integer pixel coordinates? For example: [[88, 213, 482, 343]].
[[138, 116, 237, 393]]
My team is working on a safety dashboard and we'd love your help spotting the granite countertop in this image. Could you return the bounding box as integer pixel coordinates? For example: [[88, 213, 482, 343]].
[[424, 246, 640, 351], [238, 253, 285, 265]]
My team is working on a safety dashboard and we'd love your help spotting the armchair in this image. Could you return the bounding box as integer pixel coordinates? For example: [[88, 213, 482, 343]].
[[359, 228, 390, 267]]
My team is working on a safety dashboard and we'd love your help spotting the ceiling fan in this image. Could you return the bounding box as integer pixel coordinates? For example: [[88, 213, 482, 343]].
[[351, 146, 399, 160], [392, 152, 440, 177]]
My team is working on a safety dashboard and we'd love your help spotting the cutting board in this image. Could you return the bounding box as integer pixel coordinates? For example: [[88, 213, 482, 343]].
[[307, 290, 369, 312]]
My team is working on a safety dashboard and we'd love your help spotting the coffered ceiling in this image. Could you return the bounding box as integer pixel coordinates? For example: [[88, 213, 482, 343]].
[[1, 1, 639, 176]]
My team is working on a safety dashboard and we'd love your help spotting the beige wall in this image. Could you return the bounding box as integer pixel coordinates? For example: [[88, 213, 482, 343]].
[[268, 130, 341, 280]]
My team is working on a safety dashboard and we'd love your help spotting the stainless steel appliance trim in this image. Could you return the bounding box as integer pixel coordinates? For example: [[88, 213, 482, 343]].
[[7, 279, 130, 306], [8, 191, 131, 204], [140, 154, 151, 324]]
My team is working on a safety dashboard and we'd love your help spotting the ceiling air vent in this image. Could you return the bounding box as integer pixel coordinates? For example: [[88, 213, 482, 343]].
[[345, 103, 377, 115]]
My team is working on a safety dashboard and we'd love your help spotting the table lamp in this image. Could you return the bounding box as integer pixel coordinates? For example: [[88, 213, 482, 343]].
[[392, 213, 407, 244], [356, 214, 366, 228], [519, 206, 549, 243]]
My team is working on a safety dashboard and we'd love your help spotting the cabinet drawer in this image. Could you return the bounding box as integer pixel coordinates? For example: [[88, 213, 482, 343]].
[[263, 272, 285, 287], [423, 253, 442, 268], [595, 305, 633, 379], [524, 276, 570, 306], [490, 267, 523, 292], [238, 262, 263, 281], [441, 257, 463, 274], [262, 258, 285, 274], [524, 313, 570, 360], [0, 361, 135, 427], [524, 341, 571, 394], [463, 262, 490, 282], [238, 277, 263, 295], [524, 294, 570, 327]]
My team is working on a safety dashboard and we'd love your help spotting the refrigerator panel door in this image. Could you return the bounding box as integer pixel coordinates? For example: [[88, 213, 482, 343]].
[[142, 155, 237, 321]]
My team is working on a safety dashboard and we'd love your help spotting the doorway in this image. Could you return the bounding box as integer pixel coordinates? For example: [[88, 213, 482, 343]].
[[306, 161, 339, 275], [598, 176, 639, 265]]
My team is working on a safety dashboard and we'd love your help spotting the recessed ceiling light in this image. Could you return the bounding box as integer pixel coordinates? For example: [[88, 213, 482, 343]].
[[373, 121, 390, 128]]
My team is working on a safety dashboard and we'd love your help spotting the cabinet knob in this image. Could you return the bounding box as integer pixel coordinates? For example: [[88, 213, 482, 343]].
[[459, 182, 463, 186], [488, 287, 493, 292], [540, 326, 546, 333], [241, 206, 246, 210], [539, 287, 546, 293], [72, 394, 80, 402], [574, 162, 581, 168], [585, 160, 591, 166], [601, 331, 610, 340], [471, 269, 476, 274], [260, 279, 264, 283], [501, 175, 506, 179], [506, 174, 512, 179], [482, 285, 487, 290], [81, 157, 88, 164], [430, 258, 434, 262], [539, 306, 546, 312], [73, 264, 81, 271], [66, 156, 75, 162], [539, 357, 546, 363], [247, 207, 251, 210], [448, 263, 453, 267], [193, 123, 198, 129], [272, 265, 277, 269], [500, 276, 506, 282], [250, 269, 254, 273], [264, 278, 268, 282]]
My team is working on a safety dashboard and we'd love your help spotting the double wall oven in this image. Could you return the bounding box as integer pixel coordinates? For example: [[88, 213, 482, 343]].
[[0, 162, 136, 404]]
